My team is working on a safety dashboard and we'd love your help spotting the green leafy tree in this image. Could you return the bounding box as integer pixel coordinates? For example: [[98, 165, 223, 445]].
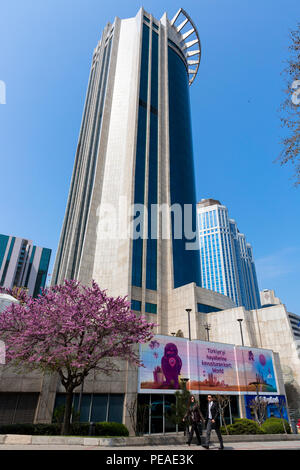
[[166, 380, 191, 432], [52, 404, 80, 424]]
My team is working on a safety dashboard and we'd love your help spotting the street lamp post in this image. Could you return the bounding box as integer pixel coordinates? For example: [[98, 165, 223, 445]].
[[181, 377, 189, 385], [237, 318, 244, 346], [180, 378, 190, 436], [204, 323, 211, 342], [185, 309, 192, 341], [250, 381, 260, 399]]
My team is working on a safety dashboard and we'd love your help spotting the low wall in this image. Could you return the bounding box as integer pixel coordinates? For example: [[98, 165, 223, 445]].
[[0, 433, 299, 446]]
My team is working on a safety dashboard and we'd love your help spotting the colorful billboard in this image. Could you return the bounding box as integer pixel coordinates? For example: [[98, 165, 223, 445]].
[[138, 335, 278, 395], [138, 335, 189, 393], [188, 341, 239, 393], [244, 395, 288, 420], [236, 347, 278, 393]]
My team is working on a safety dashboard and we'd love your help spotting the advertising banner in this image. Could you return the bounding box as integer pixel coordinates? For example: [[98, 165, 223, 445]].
[[236, 347, 278, 393], [138, 335, 278, 395], [188, 341, 239, 393], [138, 335, 189, 393], [244, 395, 288, 420]]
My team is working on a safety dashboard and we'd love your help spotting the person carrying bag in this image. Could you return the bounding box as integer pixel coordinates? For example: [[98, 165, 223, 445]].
[[183, 395, 205, 446]]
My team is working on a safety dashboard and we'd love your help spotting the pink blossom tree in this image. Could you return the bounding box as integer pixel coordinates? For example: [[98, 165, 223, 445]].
[[0, 280, 156, 434]]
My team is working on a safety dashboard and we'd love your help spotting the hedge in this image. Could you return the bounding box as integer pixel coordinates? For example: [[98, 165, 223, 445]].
[[70, 421, 129, 437], [0, 422, 129, 437], [261, 417, 291, 434], [95, 422, 129, 436], [221, 418, 265, 435]]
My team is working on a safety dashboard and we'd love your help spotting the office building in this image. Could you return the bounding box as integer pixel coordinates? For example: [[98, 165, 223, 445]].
[[0, 234, 51, 298], [197, 199, 261, 310], [0, 9, 296, 433], [52, 7, 216, 334]]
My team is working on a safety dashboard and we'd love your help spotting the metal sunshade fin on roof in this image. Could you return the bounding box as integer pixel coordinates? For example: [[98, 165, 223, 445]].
[[170, 8, 201, 86]]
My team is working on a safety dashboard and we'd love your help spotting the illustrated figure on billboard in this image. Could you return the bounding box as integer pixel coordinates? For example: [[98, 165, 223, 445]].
[[257, 354, 267, 384], [259, 354, 266, 366], [248, 351, 254, 362], [161, 342, 182, 389], [149, 340, 164, 384], [267, 368, 273, 380]]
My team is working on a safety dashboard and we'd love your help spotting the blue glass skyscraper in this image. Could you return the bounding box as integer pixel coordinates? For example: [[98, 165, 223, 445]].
[[197, 199, 261, 310]]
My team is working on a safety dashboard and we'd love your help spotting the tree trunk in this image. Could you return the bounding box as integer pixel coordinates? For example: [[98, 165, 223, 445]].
[[221, 411, 229, 434], [253, 409, 259, 425], [279, 408, 287, 434], [61, 391, 73, 435]]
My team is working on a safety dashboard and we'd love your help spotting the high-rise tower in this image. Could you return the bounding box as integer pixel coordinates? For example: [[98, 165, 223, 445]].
[[53, 8, 235, 336], [197, 199, 261, 310]]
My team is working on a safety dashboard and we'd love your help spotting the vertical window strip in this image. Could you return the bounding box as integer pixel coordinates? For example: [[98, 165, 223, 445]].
[[132, 24, 150, 287], [168, 46, 200, 288], [33, 248, 51, 298], [146, 30, 158, 291], [0, 237, 15, 286], [24, 245, 36, 288], [0, 235, 9, 272]]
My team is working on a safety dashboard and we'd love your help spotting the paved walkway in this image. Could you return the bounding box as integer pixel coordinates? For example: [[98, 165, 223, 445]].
[[0, 441, 300, 450]]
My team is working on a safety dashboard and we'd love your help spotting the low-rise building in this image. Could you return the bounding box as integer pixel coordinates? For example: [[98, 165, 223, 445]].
[[0, 234, 51, 297], [0, 288, 296, 434]]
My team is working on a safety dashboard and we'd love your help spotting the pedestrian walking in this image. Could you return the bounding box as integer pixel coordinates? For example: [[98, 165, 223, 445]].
[[183, 395, 205, 446], [202, 395, 224, 450]]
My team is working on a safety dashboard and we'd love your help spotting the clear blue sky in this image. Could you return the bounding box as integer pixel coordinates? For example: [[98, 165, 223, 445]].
[[0, 0, 299, 313]]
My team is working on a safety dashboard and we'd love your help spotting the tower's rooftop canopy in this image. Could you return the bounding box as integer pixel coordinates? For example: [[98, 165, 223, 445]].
[[170, 8, 201, 86], [198, 198, 222, 208]]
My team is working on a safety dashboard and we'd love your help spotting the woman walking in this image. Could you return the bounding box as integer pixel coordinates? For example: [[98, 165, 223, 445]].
[[183, 395, 205, 446]]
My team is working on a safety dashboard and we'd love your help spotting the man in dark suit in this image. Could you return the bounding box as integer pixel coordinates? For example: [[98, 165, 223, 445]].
[[202, 395, 224, 450]]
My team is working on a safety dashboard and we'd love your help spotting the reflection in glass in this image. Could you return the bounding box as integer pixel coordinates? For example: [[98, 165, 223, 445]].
[[150, 394, 163, 434]]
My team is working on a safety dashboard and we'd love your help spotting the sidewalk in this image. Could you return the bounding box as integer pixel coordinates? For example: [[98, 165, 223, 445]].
[[0, 432, 299, 450], [0, 441, 300, 450]]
